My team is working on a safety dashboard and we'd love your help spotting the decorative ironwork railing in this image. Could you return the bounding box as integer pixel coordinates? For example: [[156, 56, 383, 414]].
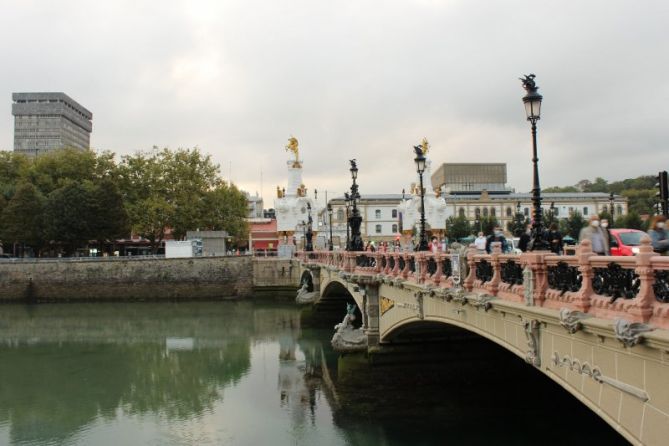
[[296, 234, 669, 328], [547, 261, 582, 295]]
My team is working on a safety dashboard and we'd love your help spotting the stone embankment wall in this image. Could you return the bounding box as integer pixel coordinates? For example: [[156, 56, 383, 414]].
[[252, 258, 301, 298], [0, 256, 253, 302]]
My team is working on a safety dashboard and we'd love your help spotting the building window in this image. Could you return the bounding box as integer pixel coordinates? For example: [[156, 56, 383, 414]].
[[337, 209, 344, 221], [554, 207, 560, 217], [524, 207, 529, 216], [583, 207, 588, 216], [506, 207, 512, 217], [475, 207, 481, 218], [483, 208, 489, 217], [491, 207, 496, 217], [375, 224, 382, 234], [569, 207, 574, 214], [392, 209, 397, 218], [392, 224, 398, 233], [375, 209, 381, 219], [459, 208, 465, 218], [602, 205, 608, 213], [616, 205, 623, 215]]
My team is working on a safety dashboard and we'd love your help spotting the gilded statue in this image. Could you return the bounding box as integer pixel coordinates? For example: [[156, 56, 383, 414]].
[[285, 136, 299, 165], [420, 137, 429, 154], [276, 186, 283, 198]]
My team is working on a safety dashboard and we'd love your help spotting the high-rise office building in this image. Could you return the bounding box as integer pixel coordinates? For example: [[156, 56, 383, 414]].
[[12, 92, 92, 156]]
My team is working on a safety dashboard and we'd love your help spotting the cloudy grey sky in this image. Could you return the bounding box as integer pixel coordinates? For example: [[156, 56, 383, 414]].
[[1, 0, 667, 206]]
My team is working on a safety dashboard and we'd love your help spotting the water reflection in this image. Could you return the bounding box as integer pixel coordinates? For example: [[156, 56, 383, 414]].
[[0, 302, 627, 446]]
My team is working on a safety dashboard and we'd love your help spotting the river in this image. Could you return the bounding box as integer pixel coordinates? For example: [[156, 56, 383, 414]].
[[0, 301, 627, 445]]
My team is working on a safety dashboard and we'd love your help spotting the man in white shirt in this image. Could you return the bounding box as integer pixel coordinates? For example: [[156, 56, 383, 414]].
[[474, 232, 487, 252]]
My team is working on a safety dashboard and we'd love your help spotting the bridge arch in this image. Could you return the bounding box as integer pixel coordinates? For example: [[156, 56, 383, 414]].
[[381, 316, 631, 442], [299, 270, 314, 292]]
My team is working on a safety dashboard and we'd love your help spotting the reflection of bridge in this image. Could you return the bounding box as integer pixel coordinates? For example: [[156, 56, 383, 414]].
[[296, 238, 669, 446]]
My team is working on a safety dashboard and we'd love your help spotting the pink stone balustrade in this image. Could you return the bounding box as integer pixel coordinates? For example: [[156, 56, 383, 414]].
[[297, 235, 669, 329]]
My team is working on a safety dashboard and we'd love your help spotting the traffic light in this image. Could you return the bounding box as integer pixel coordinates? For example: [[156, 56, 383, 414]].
[[656, 171, 669, 216]]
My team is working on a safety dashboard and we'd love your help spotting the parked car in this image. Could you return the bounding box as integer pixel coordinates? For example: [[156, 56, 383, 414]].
[[610, 229, 646, 256]]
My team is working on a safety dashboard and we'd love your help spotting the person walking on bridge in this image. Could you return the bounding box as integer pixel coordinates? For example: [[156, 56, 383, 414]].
[[579, 215, 609, 255]]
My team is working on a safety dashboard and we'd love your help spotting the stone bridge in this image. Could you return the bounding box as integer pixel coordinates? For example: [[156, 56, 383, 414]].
[[295, 238, 669, 446]]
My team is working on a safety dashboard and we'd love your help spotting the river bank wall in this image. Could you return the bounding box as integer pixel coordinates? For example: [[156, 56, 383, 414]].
[[0, 256, 254, 302]]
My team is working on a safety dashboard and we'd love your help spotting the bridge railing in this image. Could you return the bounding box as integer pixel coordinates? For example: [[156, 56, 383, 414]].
[[298, 235, 669, 328]]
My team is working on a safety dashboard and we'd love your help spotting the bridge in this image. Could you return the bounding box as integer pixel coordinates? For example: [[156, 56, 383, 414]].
[[293, 238, 669, 446]]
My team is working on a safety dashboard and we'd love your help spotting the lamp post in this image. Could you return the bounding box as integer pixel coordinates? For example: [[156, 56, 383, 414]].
[[305, 203, 313, 251], [520, 74, 549, 251], [549, 202, 555, 226], [344, 192, 351, 250], [347, 160, 364, 251], [609, 192, 615, 227], [413, 145, 429, 251], [327, 203, 333, 251]]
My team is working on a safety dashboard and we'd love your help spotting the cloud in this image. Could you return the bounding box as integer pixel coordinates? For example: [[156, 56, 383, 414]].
[[0, 0, 667, 204]]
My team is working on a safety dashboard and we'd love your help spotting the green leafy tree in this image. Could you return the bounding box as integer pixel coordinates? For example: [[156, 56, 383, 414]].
[[477, 216, 499, 236], [618, 211, 646, 231], [445, 215, 472, 240], [43, 183, 94, 255], [560, 211, 586, 239], [88, 179, 131, 254], [507, 212, 529, 237], [543, 185, 579, 193], [201, 183, 249, 243], [28, 148, 117, 195], [0, 151, 31, 200], [0, 183, 46, 255]]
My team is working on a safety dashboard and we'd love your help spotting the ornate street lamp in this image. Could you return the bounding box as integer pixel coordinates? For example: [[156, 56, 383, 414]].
[[347, 160, 364, 251], [549, 202, 555, 225], [305, 203, 314, 251], [609, 192, 615, 227], [327, 203, 334, 251], [413, 145, 429, 251], [520, 74, 550, 251]]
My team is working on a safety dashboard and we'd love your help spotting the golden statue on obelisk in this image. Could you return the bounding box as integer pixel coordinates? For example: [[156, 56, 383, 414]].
[[285, 136, 300, 167], [420, 137, 429, 155]]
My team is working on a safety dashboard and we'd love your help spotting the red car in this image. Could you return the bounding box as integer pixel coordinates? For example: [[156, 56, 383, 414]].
[[610, 229, 646, 256]]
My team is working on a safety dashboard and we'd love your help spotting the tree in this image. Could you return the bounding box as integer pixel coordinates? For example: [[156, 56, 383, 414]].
[[478, 216, 499, 236], [201, 183, 249, 243], [618, 211, 646, 231], [445, 215, 472, 240], [0, 183, 45, 255], [43, 183, 94, 255], [88, 179, 131, 254], [561, 211, 586, 239], [28, 148, 117, 195], [543, 185, 579, 193], [0, 151, 31, 200], [507, 212, 529, 237]]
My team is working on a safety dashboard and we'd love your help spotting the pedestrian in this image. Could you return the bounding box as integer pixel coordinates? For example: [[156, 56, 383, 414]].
[[547, 222, 563, 255], [518, 224, 532, 252], [486, 226, 508, 253], [429, 237, 439, 253], [601, 218, 614, 250], [648, 215, 669, 255], [579, 215, 609, 255], [474, 232, 487, 252]]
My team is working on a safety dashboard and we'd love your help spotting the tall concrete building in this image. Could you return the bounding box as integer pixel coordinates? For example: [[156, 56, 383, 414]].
[[12, 92, 92, 156]]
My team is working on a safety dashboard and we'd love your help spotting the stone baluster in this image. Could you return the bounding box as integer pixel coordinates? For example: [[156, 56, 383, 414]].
[[417, 252, 428, 284], [433, 252, 443, 286], [463, 247, 476, 292], [391, 253, 400, 277], [373, 252, 382, 274], [343, 252, 355, 272], [489, 242, 502, 296], [571, 240, 595, 311], [630, 235, 655, 322], [401, 253, 410, 279]]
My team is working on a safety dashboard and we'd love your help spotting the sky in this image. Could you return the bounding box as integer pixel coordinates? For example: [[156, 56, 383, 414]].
[[1, 0, 667, 208]]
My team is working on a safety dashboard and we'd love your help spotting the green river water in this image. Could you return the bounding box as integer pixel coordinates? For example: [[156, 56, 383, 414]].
[[0, 301, 627, 445]]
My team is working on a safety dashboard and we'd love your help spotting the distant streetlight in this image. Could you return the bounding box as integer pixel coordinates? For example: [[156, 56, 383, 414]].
[[413, 144, 428, 251], [520, 74, 549, 251], [609, 192, 615, 227], [327, 203, 333, 251], [305, 203, 313, 251], [347, 160, 364, 251]]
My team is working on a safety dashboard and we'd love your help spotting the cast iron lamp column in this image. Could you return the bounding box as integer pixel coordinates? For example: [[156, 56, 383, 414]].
[[305, 203, 313, 252], [609, 192, 615, 227], [521, 74, 550, 251], [413, 148, 429, 251], [327, 203, 334, 251], [347, 160, 364, 251]]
